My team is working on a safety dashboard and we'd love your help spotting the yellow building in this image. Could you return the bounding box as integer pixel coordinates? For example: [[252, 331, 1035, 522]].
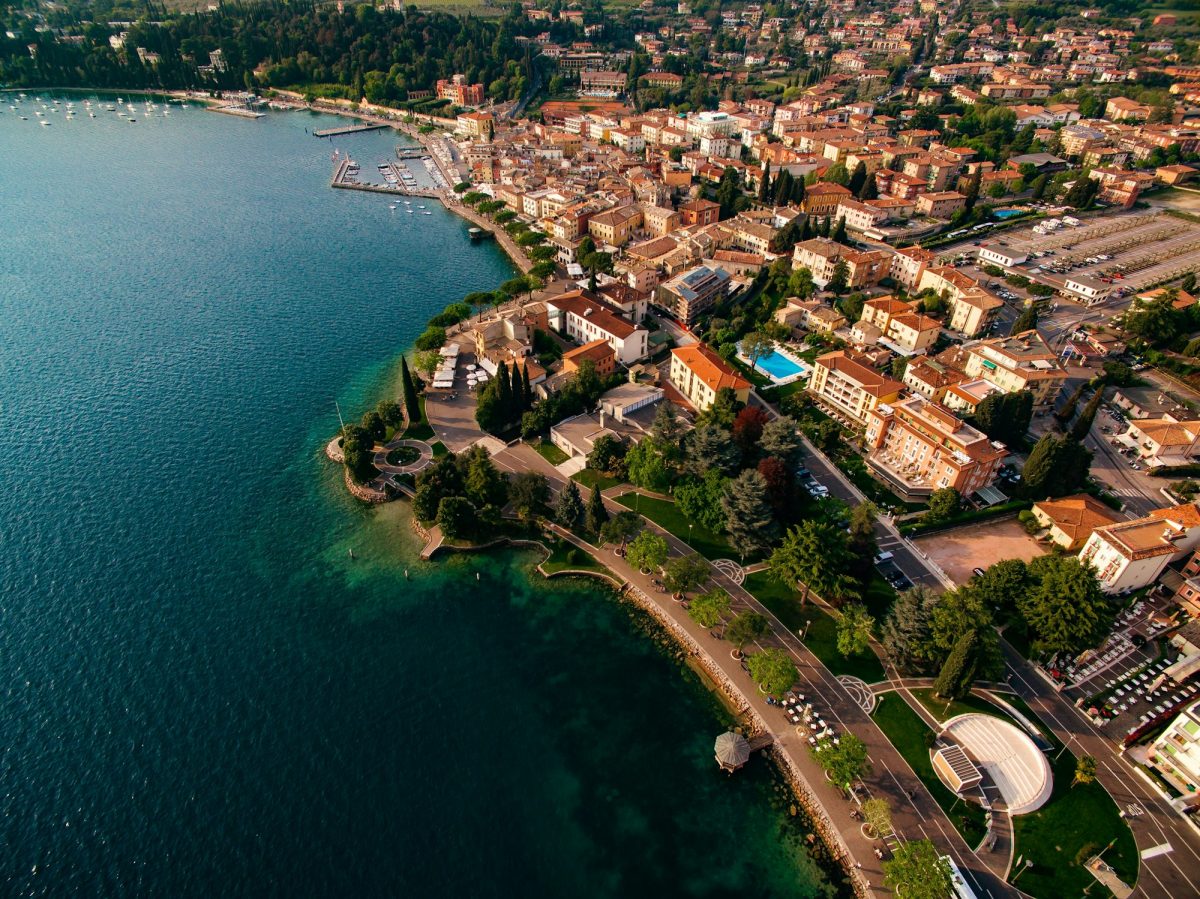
[[808, 350, 904, 425], [669, 344, 751, 412]]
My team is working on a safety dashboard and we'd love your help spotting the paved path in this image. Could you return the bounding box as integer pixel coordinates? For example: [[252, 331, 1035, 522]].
[[492, 442, 1014, 899], [372, 438, 433, 476]]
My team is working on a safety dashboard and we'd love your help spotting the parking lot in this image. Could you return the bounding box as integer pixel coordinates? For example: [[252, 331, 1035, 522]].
[[973, 210, 1200, 302]]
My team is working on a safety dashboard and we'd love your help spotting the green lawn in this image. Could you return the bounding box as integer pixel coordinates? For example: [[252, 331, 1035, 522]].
[[572, 468, 622, 492], [1009, 706, 1139, 897], [402, 396, 435, 441], [533, 440, 570, 466], [911, 688, 1011, 726], [612, 492, 734, 561], [862, 576, 898, 623], [386, 445, 421, 466], [430, 441, 449, 458], [744, 572, 886, 682], [871, 696, 989, 848], [542, 540, 607, 576]]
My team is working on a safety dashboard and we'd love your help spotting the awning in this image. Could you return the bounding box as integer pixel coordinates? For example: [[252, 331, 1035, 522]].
[[974, 484, 1008, 506]]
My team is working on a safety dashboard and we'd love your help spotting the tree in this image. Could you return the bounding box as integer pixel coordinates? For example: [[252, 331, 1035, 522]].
[[827, 259, 850, 294], [413, 350, 442, 379], [721, 470, 779, 559], [757, 456, 793, 513], [967, 559, 1030, 619], [748, 648, 799, 698], [1010, 304, 1038, 336], [832, 216, 848, 245], [689, 588, 732, 628], [663, 554, 710, 595], [510, 471, 550, 520], [925, 487, 962, 524], [600, 510, 643, 545], [676, 470, 729, 534], [1019, 555, 1111, 656], [1074, 754, 1098, 786], [740, 330, 775, 371], [760, 416, 804, 467], [626, 531, 669, 572], [884, 840, 953, 899], [400, 357, 421, 425], [650, 400, 685, 446], [1021, 435, 1092, 499], [770, 520, 860, 605], [972, 392, 1032, 447], [726, 610, 770, 651], [810, 732, 870, 789], [837, 604, 875, 657], [555, 480, 585, 530], [585, 485, 609, 535], [587, 434, 625, 475], [465, 447, 507, 510], [758, 160, 772, 203], [964, 169, 982, 211], [361, 410, 386, 443], [862, 797, 893, 839], [1070, 387, 1104, 442], [732, 405, 770, 455], [436, 495, 475, 539], [848, 161, 867, 196], [933, 629, 980, 700], [626, 439, 672, 491], [882, 587, 938, 675], [689, 423, 739, 475]]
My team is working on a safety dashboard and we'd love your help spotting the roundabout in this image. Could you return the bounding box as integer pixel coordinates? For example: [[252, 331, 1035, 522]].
[[373, 438, 433, 476]]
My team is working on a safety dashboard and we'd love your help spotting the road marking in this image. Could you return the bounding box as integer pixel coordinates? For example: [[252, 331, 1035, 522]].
[[1142, 842, 1173, 860]]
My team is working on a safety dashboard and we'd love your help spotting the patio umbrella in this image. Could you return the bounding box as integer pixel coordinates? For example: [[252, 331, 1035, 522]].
[[714, 732, 750, 772]]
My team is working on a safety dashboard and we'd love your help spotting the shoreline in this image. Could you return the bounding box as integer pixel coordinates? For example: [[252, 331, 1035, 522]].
[[397, 514, 864, 897]]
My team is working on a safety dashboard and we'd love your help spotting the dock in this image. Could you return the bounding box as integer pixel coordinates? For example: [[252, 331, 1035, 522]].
[[329, 157, 444, 199], [207, 105, 265, 119], [313, 122, 387, 138], [396, 147, 430, 160]]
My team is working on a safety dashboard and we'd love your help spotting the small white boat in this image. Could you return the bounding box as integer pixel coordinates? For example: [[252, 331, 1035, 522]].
[[40, 120, 50, 126], [423, 211, 432, 215], [19, 115, 27, 120], [89, 112, 96, 117]]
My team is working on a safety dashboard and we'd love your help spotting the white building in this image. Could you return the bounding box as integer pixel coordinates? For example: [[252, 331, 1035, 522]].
[[1143, 700, 1200, 810], [547, 290, 649, 364], [978, 246, 1028, 268], [1079, 502, 1200, 593]]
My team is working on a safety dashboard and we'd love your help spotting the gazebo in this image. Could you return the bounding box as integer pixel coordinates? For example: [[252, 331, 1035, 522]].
[[714, 732, 751, 773]]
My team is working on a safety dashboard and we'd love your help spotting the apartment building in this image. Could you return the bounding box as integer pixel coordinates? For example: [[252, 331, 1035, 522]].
[[669, 344, 751, 411], [802, 182, 854, 217], [1142, 701, 1200, 811], [793, 238, 890, 290], [679, 198, 722, 226], [1120, 415, 1200, 466], [656, 265, 732, 325], [1079, 502, 1200, 593], [962, 331, 1067, 405], [588, 205, 643, 247], [547, 291, 649, 364], [808, 350, 904, 425], [863, 394, 1007, 499]]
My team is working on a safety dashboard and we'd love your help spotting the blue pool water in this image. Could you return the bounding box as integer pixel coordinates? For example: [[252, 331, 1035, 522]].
[[993, 209, 1026, 220], [754, 350, 809, 382]]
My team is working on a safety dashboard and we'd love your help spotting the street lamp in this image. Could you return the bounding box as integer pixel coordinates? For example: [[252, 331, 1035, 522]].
[[1054, 733, 1077, 762]]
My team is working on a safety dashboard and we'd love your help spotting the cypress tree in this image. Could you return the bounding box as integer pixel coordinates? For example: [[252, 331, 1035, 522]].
[[800, 215, 813, 240], [401, 357, 421, 425], [858, 172, 878, 201], [510, 363, 524, 413], [585, 485, 609, 535], [1055, 380, 1088, 424], [832, 216, 848, 244], [934, 629, 978, 699], [1070, 389, 1104, 442], [521, 364, 533, 409], [759, 160, 772, 203], [496, 360, 513, 423], [791, 176, 806, 206], [848, 161, 867, 196], [1021, 434, 1059, 499], [773, 169, 793, 205]]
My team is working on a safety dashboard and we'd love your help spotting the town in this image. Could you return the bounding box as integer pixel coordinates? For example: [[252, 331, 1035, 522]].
[[16, 0, 1200, 894]]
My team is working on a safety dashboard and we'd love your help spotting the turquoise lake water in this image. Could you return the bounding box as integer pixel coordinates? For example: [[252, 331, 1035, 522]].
[[0, 95, 843, 897]]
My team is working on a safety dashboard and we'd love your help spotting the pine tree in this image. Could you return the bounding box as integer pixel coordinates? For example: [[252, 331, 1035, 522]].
[[832, 216, 848, 244], [401, 356, 421, 425], [791, 176, 806, 207], [721, 470, 779, 559], [933, 629, 978, 699], [555, 480, 585, 530], [848, 161, 867, 196], [585, 485, 609, 535], [496, 360, 513, 424], [882, 587, 936, 675], [1070, 388, 1104, 442], [510, 363, 524, 414], [773, 169, 793, 205], [858, 173, 877, 201], [759, 160, 772, 203]]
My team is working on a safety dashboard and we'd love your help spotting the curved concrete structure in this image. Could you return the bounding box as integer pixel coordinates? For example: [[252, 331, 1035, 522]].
[[940, 713, 1053, 815]]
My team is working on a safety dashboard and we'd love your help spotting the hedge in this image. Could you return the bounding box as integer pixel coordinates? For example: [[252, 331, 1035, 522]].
[[900, 499, 1032, 536]]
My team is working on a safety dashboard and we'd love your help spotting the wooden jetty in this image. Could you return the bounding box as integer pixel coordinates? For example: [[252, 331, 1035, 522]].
[[313, 122, 387, 138]]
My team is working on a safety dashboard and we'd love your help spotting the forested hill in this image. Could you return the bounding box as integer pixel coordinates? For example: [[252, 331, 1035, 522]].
[[0, 1, 547, 100]]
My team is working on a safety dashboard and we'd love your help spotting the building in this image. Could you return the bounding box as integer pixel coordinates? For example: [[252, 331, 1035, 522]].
[[550, 412, 618, 459], [437, 75, 485, 107], [978, 246, 1029, 268], [803, 183, 854, 217], [1142, 701, 1200, 810], [1079, 502, 1200, 593], [1063, 275, 1110, 305], [599, 382, 664, 423], [1031, 495, 1123, 551], [679, 198, 721, 227], [808, 351, 904, 426], [456, 111, 494, 139], [579, 70, 628, 98], [561, 339, 617, 377], [858, 296, 940, 356], [1120, 415, 1200, 467], [656, 265, 731, 325], [547, 291, 649, 364], [948, 287, 1005, 338], [962, 331, 1067, 406], [587, 205, 643, 247], [915, 191, 967, 219], [863, 395, 1007, 499], [793, 238, 890, 290], [669, 344, 751, 411]]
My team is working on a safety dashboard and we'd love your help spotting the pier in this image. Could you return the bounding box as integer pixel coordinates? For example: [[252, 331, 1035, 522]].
[[207, 105, 265, 119], [313, 122, 387, 138], [396, 147, 429, 160], [329, 158, 444, 199]]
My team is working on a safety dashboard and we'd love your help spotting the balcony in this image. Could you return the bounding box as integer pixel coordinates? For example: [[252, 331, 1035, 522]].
[[866, 450, 935, 499]]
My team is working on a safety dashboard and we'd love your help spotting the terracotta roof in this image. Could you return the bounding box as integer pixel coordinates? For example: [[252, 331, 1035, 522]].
[[1130, 417, 1200, 448], [815, 350, 903, 397], [549, 291, 639, 340], [672, 344, 751, 392], [1034, 494, 1121, 542]]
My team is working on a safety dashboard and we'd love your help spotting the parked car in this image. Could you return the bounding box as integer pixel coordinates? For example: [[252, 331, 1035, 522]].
[[875, 551, 895, 564]]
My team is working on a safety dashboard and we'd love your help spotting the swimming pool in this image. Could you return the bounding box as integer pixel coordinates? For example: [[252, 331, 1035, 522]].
[[742, 347, 811, 385], [993, 209, 1026, 220]]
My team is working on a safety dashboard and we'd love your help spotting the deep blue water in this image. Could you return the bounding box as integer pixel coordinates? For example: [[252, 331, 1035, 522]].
[[0, 94, 839, 898]]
